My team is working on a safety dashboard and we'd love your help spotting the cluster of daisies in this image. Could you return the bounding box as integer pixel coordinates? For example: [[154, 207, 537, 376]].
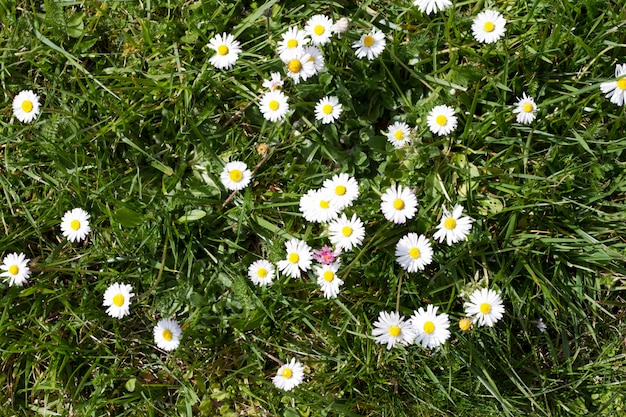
[[1, 208, 183, 352]]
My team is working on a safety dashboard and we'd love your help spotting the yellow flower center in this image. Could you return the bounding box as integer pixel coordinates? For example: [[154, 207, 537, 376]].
[[319, 200, 330, 209], [8, 265, 19, 275], [363, 35, 375, 47], [409, 247, 420, 259], [287, 39, 298, 49], [393, 198, 405, 210], [21, 100, 34, 113], [288, 253, 299, 264], [335, 185, 346, 195], [322, 104, 333, 115], [70, 219, 81, 231], [281, 368, 293, 378], [112, 294, 125, 307], [444, 217, 457, 230], [479, 302, 492, 314], [423, 321, 435, 334], [323, 270, 334, 282], [394, 130, 404, 140], [617, 78, 626, 90], [288, 59, 302, 73], [229, 169, 243, 182], [483, 21, 495, 33], [257, 268, 268, 278], [314, 25, 325, 36], [162, 329, 173, 341], [388, 325, 401, 337], [436, 115, 447, 126], [522, 103, 534, 113], [217, 45, 229, 56], [341, 226, 353, 237], [459, 318, 471, 331], [268, 100, 280, 111]]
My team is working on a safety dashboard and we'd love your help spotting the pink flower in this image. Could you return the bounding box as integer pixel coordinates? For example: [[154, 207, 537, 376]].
[[312, 245, 338, 265]]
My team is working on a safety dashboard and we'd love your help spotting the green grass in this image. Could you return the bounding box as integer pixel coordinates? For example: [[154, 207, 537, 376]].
[[1, 0, 626, 415]]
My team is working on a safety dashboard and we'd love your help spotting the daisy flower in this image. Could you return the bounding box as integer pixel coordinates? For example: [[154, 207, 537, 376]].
[[262, 72, 284, 91], [328, 213, 365, 252], [321, 173, 359, 209], [220, 161, 252, 191], [458, 317, 472, 331], [380, 184, 418, 224], [352, 29, 386, 60], [207, 32, 242, 70], [305, 14, 334, 45], [513, 93, 538, 124], [312, 245, 339, 265], [427, 105, 457, 136], [432, 204, 473, 246], [410, 305, 451, 349], [277, 26, 309, 60], [277, 238, 313, 279], [153, 318, 183, 351], [472, 10, 506, 44], [372, 311, 416, 350], [464, 288, 505, 327], [600, 63, 626, 106], [303, 45, 325, 73], [314, 96, 343, 124], [1, 252, 31, 287], [12, 90, 40, 123], [395, 233, 433, 272], [385, 121, 412, 148], [259, 90, 289, 122], [247, 259, 276, 286], [282, 50, 316, 84], [60, 208, 91, 243], [413, 0, 452, 14], [299, 189, 341, 223], [103, 283, 134, 319], [314, 261, 343, 299], [273, 358, 305, 391]]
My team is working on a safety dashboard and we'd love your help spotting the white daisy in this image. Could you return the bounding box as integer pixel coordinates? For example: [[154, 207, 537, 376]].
[[513, 93, 537, 124], [0, 252, 31, 287], [427, 105, 458, 136], [321, 173, 359, 209], [395, 233, 433, 272], [600, 63, 626, 106], [372, 311, 416, 350], [272, 358, 305, 391], [303, 45, 325, 73], [385, 121, 412, 148], [247, 259, 275, 286], [472, 10, 507, 44], [103, 283, 134, 319], [262, 72, 284, 91], [220, 161, 252, 191], [12, 90, 41, 123], [277, 238, 312, 279], [153, 318, 182, 351], [299, 188, 341, 223], [410, 305, 451, 349], [328, 213, 365, 252], [352, 29, 386, 60], [314, 96, 343, 124], [432, 204, 473, 246], [207, 32, 242, 70], [464, 288, 505, 327], [282, 50, 316, 84], [380, 184, 418, 224], [305, 14, 334, 46], [314, 261, 343, 299], [413, 0, 452, 15], [60, 208, 91, 243], [259, 90, 289, 122], [277, 26, 310, 60]]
